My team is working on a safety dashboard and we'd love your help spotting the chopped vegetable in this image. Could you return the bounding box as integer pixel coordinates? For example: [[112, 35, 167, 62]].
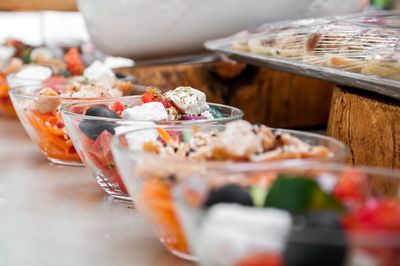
[[249, 186, 268, 207], [209, 106, 225, 119], [65, 48, 84, 75], [265, 175, 342, 214], [157, 127, 172, 143]]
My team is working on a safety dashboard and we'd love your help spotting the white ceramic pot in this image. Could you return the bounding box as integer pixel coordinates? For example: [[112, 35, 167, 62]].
[[78, 0, 368, 60]]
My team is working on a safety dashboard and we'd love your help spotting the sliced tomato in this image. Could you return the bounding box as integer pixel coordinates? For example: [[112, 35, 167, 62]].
[[343, 199, 400, 231], [343, 199, 400, 266], [334, 168, 367, 206], [82, 130, 127, 192], [64, 47, 84, 76], [110, 101, 125, 117], [141, 87, 162, 103]]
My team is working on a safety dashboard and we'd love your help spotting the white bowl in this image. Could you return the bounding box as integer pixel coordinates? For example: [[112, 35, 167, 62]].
[[78, 0, 367, 60]]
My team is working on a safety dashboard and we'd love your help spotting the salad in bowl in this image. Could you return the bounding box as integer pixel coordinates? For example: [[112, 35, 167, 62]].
[[61, 86, 243, 199], [9, 60, 136, 166], [173, 162, 400, 266], [111, 120, 348, 260]]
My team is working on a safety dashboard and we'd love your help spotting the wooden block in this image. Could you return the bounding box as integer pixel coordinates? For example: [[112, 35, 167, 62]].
[[327, 86, 400, 169], [0, 0, 77, 11], [118, 61, 334, 128]]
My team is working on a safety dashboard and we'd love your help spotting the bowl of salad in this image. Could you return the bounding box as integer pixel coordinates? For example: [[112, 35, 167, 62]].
[[172, 162, 400, 266], [0, 39, 90, 118], [111, 120, 348, 260], [9, 61, 136, 166], [61, 86, 243, 200]]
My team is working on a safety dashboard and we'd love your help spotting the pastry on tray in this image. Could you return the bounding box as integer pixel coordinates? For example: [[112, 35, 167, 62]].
[[247, 29, 309, 58], [230, 18, 400, 80], [362, 48, 400, 80]]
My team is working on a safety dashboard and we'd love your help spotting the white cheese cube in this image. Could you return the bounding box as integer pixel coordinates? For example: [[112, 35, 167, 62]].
[[122, 102, 168, 122]]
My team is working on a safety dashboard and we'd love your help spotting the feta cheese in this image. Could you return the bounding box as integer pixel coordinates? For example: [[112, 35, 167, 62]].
[[122, 102, 168, 122], [201, 110, 214, 119], [115, 121, 157, 151], [83, 60, 116, 84], [164, 86, 210, 116], [195, 205, 292, 266]]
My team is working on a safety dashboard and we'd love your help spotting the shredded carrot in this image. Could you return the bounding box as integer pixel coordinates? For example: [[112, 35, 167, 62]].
[[140, 179, 189, 254], [26, 109, 81, 162], [157, 127, 172, 143]]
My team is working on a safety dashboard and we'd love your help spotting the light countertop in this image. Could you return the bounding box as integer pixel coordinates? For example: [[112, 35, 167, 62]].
[[0, 118, 194, 266]]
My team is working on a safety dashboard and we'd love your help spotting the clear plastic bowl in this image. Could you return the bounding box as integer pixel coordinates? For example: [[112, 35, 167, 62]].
[[172, 162, 400, 266], [9, 83, 144, 166], [61, 100, 244, 200], [111, 125, 348, 260]]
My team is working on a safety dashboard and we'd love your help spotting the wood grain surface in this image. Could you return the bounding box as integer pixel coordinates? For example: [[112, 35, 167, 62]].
[[328, 86, 400, 169], [118, 61, 334, 128]]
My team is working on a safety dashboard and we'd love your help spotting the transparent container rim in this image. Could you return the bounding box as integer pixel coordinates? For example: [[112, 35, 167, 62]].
[[8, 82, 145, 101], [60, 101, 244, 124], [111, 124, 351, 169]]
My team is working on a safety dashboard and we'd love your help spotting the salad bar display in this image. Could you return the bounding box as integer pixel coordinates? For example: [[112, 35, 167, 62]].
[[61, 86, 243, 199], [111, 121, 348, 259], [2, 6, 400, 266]]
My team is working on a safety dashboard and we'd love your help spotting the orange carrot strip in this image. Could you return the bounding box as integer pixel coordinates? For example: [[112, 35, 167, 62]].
[[157, 127, 172, 143]]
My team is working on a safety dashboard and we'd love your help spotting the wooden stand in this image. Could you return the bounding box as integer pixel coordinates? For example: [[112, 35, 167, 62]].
[[119, 61, 334, 128], [327, 86, 400, 168]]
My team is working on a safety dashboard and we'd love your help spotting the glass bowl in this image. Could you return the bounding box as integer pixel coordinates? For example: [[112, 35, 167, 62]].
[[111, 125, 348, 260], [9, 83, 143, 166], [60, 100, 244, 200], [0, 74, 44, 118], [172, 162, 400, 266]]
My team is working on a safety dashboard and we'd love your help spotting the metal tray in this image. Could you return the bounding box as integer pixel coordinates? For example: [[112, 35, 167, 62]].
[[205, 12, 400, 101]]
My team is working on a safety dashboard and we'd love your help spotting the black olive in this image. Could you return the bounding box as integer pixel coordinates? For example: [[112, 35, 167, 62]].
[[283, 211, 348, 266], [115, 72, 127, 79], [85, 106, 119, 119], [79, 120, 117, 141], [203, 184, 253, 209]]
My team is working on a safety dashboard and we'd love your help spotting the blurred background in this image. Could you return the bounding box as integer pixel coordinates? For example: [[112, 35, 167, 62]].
[[0, 0, 397, 60]]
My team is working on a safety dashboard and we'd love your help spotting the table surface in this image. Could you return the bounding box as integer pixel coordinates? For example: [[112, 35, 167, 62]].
[[0, 118, 194, 266]]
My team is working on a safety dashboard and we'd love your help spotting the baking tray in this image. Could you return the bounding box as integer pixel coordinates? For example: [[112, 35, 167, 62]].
[[205, 11, 400, 101]]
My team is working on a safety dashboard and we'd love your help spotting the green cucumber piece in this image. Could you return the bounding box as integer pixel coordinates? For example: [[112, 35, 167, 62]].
[[265, 174, 343, 214], [264, 175, 318, 214], [310, 187, 343, 212], [209, 106, 225, 119]]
